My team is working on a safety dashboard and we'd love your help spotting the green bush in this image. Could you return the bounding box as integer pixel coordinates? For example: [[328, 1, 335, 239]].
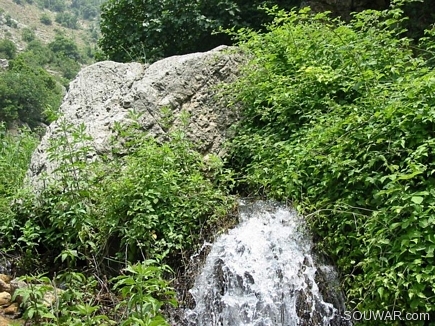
[[4, 14, 18, 28], [25, 40, 54, 65], [14, 261, 176, 325], [37, 0, 66, 12], [21, 27, 36, 42], [48, 34, 81, 61], [0, 55, 63, 127], [55, 12, 78, 29], [5, 114, 234, 271], [0, 38, 17, 59], [0, 123, 38, 225], [227, 4, 435, 320], [40, 13, 52, 25], [104, 118, 235, 262]]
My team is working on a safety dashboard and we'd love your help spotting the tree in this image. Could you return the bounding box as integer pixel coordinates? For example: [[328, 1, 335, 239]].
[[98, 0, 301, 63], [0, 39, 17, 59], [48, 34, 81, 61], [55, 12, 79, 29], [0, 56, 63, 128]]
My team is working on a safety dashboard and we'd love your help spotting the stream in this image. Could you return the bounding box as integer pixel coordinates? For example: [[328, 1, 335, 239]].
[[183, 200, 351, 326]]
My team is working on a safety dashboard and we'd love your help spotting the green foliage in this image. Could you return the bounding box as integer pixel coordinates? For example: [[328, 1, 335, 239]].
[[70, 0, 103, 21], [227, 5, 435, 320], [112, 260, 177, 326], [0, 55, 63, 127], [6, 114, 234, 271], [0, 38, 17, 59], [104, 117, 235, 261], [21, 27, 36, 43], [4, 13, 18, 28], [14, 262, 176, 325], [55, 12, 78, 29], [36, 0, 66, 12], [48, 33, 81, 61], [40, 13, 52, 25], [25, 39, 54, 65], [98, 0, 301, 63], [0, 123, 38, 227], [0, 34, 84, 126]]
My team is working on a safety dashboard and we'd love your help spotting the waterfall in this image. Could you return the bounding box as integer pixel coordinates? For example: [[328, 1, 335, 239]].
[[183, 200, 351, 326]]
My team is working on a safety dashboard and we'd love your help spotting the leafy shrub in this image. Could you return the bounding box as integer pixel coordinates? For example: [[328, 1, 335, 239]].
[[112, 260, 177, 325], [37, 0, 66, 12], [0, 38, 17, 59], [40, 13, 52, 25], [0, 55, 63, 127], [21, 27, 36, 42], [0, 123, 38, 232], [48, 34, 81, 61], [6, 113, 234, 272], [104, 117, 235, 262], [25, 40, 54, 65], [52, 54, 80, 80], [14, 261, 176, 325], [4, 14, 18, 28], [55, 12, 78, 29], [227, 4, 435, 320]]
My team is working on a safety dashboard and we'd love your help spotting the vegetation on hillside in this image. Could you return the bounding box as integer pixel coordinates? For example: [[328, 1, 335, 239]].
[[1, 0, 435, 324], [226, 1, 435, 322], [0, 30, 94, 128], [11, 0, 103, 21]]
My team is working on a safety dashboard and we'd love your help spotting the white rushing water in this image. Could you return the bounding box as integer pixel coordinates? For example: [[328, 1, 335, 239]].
[[184, 200, 350, 326]]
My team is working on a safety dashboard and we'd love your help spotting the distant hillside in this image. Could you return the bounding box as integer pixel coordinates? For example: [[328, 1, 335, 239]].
[[0, 0, 101, 52], [0, 0, 104, 130]]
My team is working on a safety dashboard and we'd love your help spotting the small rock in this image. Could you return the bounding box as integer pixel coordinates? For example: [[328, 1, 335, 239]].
[[9, 279, 27, 303], [0, 59, 8, 70], [0, 279, 10, 293], [0, 291, 11, 306], [43, 288, 63, 307], [0, 275, 11, 283], [9, 279, 27, 293], [0, 315, 12, 326], [4, 302, 19, 315]]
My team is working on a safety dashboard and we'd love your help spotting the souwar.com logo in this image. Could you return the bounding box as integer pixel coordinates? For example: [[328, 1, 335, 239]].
[[343, 310, 430, 322]]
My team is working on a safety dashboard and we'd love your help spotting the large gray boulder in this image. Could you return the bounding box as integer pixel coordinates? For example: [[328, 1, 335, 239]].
[[28, 46, 243, 187]]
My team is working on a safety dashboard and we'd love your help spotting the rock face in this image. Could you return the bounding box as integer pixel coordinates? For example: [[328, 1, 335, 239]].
[[28, 46, 243, 187]]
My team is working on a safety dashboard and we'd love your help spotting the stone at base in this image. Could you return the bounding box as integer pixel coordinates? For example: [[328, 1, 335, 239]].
[[4, 303, 19, 315], [0, 292, 11, 306]]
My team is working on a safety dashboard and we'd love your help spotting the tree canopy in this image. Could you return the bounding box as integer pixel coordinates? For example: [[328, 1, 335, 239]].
[[98, 0, 301, 63]]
